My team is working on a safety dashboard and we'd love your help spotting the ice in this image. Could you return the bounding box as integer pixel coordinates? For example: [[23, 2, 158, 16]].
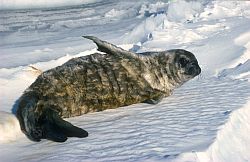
[[0, 0, 250, 161], [122, 14, 166, 44], [167, 0, 204, 23]]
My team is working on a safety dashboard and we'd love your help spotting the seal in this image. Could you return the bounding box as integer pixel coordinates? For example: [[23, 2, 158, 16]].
[[16, 36, 201, 142]]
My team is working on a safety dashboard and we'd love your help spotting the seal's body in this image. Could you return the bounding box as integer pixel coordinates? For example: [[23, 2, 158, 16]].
[[16, 36, 201, 142]]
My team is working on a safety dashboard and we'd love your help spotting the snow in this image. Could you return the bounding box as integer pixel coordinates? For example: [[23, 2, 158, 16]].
[[167, 0, 204, 23], [0, 0, 154, 68], [0, 0, 100, 10], [0, 111, 23, 142], [202, 100, 250, 162], [0, 0, 250, 162], [170, 100, 250, 162], [219, 60, 250, 81]]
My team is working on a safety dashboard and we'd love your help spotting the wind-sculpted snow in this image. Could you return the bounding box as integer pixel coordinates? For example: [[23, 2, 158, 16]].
[[0, 77, 249, 162], [202, 100, 250, 162], [167, 99, 250, 162]]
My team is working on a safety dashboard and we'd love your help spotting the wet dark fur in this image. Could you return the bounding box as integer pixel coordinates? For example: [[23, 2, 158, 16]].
[[16, 36, 201, 142]]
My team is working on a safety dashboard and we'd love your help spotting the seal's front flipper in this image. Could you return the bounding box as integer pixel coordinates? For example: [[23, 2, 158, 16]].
[[82, 35, 117, 54], [142, 95, 164, 105], [41, 109, 88, 142], [82, 35, 140, 59]]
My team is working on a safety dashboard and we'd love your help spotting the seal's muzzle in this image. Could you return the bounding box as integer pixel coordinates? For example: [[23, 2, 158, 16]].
[[186, 62, 201, 76]]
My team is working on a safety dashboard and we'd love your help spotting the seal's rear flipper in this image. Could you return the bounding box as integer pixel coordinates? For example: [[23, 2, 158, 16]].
[[45, 123, 68, 142], [52, 114, 88, 138], [42, 109, 88, 142]]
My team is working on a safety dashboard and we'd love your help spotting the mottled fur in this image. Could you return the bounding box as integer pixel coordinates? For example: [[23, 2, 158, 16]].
[[16, 36, 201, 142]]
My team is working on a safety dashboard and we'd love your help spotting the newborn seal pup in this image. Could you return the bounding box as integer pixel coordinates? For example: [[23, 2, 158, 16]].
[[16, 36, 201, 142]]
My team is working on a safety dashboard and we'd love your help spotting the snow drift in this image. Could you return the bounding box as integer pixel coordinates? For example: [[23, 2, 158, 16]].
[[169, 100, 250, 162], [202, 99, 250, 162]]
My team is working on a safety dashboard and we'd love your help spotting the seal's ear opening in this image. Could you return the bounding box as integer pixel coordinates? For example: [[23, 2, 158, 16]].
[[41, 109, 88, 142]]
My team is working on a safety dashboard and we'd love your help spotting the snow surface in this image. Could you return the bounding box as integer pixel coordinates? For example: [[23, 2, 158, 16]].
[[0, 0, 250, 162], [0, 0, 101, 10]]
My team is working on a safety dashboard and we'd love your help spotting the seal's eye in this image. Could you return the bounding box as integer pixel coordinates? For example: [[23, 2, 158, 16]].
[[179, 58, 189, 67]]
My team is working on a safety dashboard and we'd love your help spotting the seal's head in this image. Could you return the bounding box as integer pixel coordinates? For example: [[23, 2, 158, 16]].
[[157, 49, 201, 88], [173, 49, 201, 80]]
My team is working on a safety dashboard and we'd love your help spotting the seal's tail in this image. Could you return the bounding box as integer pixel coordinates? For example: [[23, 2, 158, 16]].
[[16, 93, 88, 142]]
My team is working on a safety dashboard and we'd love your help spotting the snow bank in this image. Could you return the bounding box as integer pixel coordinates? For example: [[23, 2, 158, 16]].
[[0, 111, 23, 143], [200, 1, 250, 20], [218, 30, 250, 81], [201, 99, 250, 162], [219, 60, 250, 81], [167, 0, 204, 23], [233, 31, 250, 67], [122, 1, 171, 44], [122, 0, 207, 44], [166, 100, 250, 162], [122, 14, 166, 44], [0, 0, 100, 10]]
